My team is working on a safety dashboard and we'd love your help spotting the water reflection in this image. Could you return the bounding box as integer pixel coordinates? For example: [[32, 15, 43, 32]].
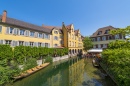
[[7, 57, 115, 86]]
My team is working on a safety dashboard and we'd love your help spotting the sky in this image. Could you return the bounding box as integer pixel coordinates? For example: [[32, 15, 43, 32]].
[[0, 0, 130, 36]]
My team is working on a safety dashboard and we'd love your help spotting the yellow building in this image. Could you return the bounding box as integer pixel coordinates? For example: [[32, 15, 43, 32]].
[[0, 10, 83, 55], [62, 22, 83, 55], [0, 10, 51, 48], [42, 23, 83, 55]]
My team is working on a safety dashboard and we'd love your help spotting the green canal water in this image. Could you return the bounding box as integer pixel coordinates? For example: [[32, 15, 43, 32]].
[[7, 57, 116, 86]]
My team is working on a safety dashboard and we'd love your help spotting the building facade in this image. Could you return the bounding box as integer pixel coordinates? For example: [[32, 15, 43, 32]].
[[90, 26, 125, 49], [0, 10, 83, 54]]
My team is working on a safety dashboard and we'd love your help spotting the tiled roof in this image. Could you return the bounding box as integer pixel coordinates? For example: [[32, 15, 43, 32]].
[[90, 26, 116, 37], [74, 30, 79, 35], [66, 24, 71, 30], [42, 25, 63, 34], [0, 16, 52, 33]]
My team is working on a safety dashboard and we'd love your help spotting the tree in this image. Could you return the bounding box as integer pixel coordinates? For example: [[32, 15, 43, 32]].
[[83, 36, 93, 52]]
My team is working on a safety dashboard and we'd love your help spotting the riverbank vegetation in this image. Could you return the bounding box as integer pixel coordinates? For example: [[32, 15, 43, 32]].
[[101, 26, 130, 86], [0, 45, 68, 85], [83, 36, 93, 52]]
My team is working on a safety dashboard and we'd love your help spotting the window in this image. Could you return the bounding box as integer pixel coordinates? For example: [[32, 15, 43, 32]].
[[54, 31, 58, 34], [54, 44, 58, 47], [69, 41, 71, 46], [10, 27, 14, 34], [102, 36, 106, 41], [24, 42, 29, 46], [54, 36, 58, 40], [92, 38, 95, 41], [93, 45, 96, 48], [41, 43, 45, 47], [20, 29, 25, 35], [115, 34, 119, 39], [39, 33, 43, 38], [60, 40, 63, 44], [105, 30, 109, 34], [44, 34, 50, 39], [35, 32, 38, 38], [13, 28, 19, 35], [0, 26, 2, 32], [103, 44, 107, 48], [0, 40, 4, 44], [97, 37, 101, 41], [5, 40, 12, 45], [45, 43, 50, 47], [38, 42, 42, 47], [30, 42, 34, 47], [25, 30, 29, 36], [98, 44, 101, 48], [30, 31, 35, 37], [97, 31, 102, 35], [12, 41, 18, 47], [19, 41, 24, 46]]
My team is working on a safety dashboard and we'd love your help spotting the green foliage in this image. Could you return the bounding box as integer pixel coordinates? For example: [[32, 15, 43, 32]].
[[23, 58, 37, 71], [44, 56, 52, 63], [83, 36, 93, 51], [110, 26, 130, 37], [0, 45, 13, 66], [101, 40, 130, 86], [0, 44, 68, 85], [108, 40, 130, 49]]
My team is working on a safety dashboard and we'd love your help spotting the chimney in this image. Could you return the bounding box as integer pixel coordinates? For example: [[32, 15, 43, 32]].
[[2, 10, 7, 22]]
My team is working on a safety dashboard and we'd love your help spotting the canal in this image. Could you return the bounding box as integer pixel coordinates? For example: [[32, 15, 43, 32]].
[[7, 57, 116, 86]]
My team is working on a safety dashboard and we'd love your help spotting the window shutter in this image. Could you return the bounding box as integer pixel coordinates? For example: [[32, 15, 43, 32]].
[[23, 41, 25, 46], [14, 28, 17, 35], [25, 30, 27, 36], [35, 32, 38, 38], [0, 26, 2, 32], [0, 40, 3, 44], [17, 28, 20, 35], [33, 42, 36, 47], [15, 41, 18, 46], [25, 42, 27, 46], [25, 30, 29, 36], [48, 34, 50, 39], [11, 40, 15, 47], [6, 27, 10, 34], [48, 43, 49, 48], [43, 33, 45, 39], [35, 42, 38, 47], [41, 43, 45, 47]]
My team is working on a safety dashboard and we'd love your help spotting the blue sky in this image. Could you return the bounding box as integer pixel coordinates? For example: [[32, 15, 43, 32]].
[[0, 0, 130, 36]]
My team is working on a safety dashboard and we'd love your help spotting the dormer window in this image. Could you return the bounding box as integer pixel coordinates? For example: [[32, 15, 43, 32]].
[[97, 31, 102, 35], [54, 31, 58, 34], [105, 30, 109, 34]]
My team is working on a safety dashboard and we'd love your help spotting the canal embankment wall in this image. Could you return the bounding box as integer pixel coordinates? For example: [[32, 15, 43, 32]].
[[53, 55, 69, 62]]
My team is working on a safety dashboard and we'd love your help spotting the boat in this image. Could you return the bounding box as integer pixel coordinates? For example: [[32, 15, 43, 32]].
[[92, 58, 100, 67]]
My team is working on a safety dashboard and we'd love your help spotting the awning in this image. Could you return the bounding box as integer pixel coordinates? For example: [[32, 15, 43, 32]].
[[87, 49, 103, 53]]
